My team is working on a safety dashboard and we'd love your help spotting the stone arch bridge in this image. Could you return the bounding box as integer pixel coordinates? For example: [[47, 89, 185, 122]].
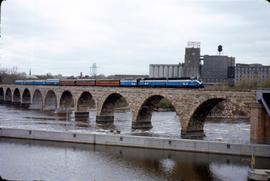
[[0, 85, 256, 138]]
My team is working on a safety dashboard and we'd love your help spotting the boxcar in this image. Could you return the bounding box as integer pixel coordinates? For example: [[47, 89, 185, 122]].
[[75, 79, 95, 86], [95, 79, 120, 87], [59, 79, 76, 86]]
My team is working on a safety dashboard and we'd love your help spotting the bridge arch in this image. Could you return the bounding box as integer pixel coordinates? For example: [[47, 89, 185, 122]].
[[13, 88, 21, 103], [98, 93, 130, 122], [44, 90, 57, 111], [182, 97, 250, 138], [134, 95, 176, 129], [32, 89, 43, 110], [5, 88, 12, 102], [60, 90, 75, 111], [77, 91, 96, 112], [185, 98, 225, 135], [22, 88, 31, 105], [0, 87, 4, 101]]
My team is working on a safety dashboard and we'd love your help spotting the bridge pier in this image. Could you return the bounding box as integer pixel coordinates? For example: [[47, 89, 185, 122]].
[[132, 121, 152, 129], [250, 103, 270, 144], [43, 106, 57, 111], [29, 104, 43, 110], [96, 115, 114, 123], [133, 106, 153, 129], [55, 108, 74, 114], [75, 112, 89, 119], [12, 101, 21, 106], [21, 103, 31, 108], [3, 99, 12, 104], [0, 96, 4, 103], [181, 130, 205, 139], [182, 116, 205, 139]]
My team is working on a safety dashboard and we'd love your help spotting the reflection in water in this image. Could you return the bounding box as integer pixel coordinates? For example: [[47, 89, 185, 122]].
[[1, 138, 269, 181], [210, 163, 248, 181], [160, 158, 176, 174], [0, 104, 249, 143]]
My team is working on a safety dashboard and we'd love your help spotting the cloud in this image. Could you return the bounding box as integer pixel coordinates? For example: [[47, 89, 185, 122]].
[[0, 0, 269, 75]]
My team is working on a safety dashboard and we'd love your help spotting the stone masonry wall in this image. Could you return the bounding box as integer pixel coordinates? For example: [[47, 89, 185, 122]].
[[0, 85, 256, 134]]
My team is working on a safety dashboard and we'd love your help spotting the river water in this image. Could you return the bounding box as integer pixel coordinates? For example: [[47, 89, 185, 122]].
[[1, 138, 270, 181], [1, 104, 268, 181], [0, 104, 250, 143]]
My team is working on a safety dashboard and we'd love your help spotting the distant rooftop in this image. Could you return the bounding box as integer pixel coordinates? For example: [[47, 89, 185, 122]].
[[236, 63, 270, 67], [187, 41, 200, 48]]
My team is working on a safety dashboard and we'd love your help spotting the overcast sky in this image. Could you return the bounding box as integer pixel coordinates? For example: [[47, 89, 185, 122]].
[[0, 0, 269, 76]]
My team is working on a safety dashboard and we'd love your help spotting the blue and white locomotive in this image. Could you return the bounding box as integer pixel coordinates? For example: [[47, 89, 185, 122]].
[[120, 78, 204, 88]]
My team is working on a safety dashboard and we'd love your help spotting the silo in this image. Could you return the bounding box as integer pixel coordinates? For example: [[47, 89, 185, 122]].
[[173, 66, 178, 77], [169, 66, 173, 78], [159, 66, 164, 77], [154, 65, 159, 78], [164, 66, 168, 78], [179, 65, 183, 77], [149, 65, 154, 78]]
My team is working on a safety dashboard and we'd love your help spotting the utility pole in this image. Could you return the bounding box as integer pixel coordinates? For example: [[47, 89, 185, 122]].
[[0, 0, 6, 37]]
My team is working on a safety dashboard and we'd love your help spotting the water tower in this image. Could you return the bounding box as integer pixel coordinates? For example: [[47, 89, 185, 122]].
[[218, 45, 223, 55]]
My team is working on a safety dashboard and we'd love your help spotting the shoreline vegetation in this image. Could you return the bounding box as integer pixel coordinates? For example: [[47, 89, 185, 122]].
[[205, 77, 270, 91]]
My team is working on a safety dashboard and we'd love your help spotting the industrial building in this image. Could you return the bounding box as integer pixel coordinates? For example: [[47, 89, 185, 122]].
[[107, 74, 149, 79], [148, 42, 270, 87], [183, 42, 201, 78], [201, 55, 235, 85], [235, 63, 270, 83], [149, 42, 201, 78], [149, 64, 183, 78], [148, 43, 236, 86]]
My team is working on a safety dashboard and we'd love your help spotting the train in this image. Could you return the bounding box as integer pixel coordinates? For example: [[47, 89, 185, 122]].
[[14, 78, 204, 88]]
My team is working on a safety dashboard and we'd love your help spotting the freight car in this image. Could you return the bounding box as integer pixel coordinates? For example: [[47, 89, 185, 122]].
[[95, 79, 120, 87], [75, 79, 95, 86], [59, 79, 76, 86], [56, 79, 96, 86]]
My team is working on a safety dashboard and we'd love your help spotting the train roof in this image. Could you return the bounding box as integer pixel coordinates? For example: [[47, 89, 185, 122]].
[[143, 77, 191, 80]]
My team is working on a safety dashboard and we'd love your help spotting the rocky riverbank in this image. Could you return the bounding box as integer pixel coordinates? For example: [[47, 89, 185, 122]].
[[208, 100, 249, 120]]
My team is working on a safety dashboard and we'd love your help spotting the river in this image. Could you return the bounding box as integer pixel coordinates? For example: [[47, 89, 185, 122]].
[[0, 104, 249, 143], [1, 138, 270, 181], [0, 103, 267, 181]]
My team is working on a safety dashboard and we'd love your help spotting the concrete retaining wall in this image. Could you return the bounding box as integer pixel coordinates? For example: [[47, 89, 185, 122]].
[[0, 127, 269, 157]]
